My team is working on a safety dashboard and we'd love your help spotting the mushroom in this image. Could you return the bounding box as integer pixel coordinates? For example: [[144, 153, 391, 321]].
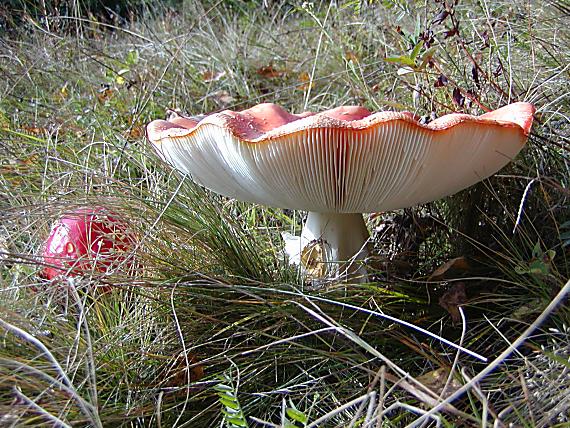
[[146, 102, 534, 279], [41, 207, 133, 285]]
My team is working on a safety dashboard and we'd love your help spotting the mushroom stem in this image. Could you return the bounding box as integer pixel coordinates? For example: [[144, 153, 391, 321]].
[[301, 212, 370, 280]]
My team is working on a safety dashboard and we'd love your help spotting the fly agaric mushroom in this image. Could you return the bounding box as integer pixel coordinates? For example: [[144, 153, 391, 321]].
[[146, 102, 534, 279], [41, 207, 133, 283]]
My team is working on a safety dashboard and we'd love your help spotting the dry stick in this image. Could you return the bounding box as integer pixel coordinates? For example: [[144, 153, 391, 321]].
[[461, 368, 493, 426], [408, 278, 570, 428], [248, 417, 279, 428], [518, 370, 535, 426], [306, 392, 376, 428], [382, 402, 442, 426], [380, 372, 468, 419], [156, 390, 164, 428], [364, 391, 378, 426], [348, 383, 376, 427], [357, 367, 385, 428], [241, 327, 336, 355]]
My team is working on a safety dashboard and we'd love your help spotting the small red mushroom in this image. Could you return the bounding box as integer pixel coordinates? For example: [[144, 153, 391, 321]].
[[41, 207, 133, 283]]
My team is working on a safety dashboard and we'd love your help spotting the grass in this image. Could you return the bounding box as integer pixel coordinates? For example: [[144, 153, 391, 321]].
[[0, 0, 569, 426]]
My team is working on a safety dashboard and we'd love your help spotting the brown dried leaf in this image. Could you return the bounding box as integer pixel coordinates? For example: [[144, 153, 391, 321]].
[[444, 28, 459, 38], [344, 51, 359, 62], [370, 83, 382, 93], [256, 65, 285, 79], [165, 353, 204, 387], [429, 256, 469, 281], [297, 72, 314, 91], [202, 70, 226, 82], [96, 86, 113, 102], [22, 126, 47, 135], [383, 371, 464, 416], [434, 74, 448, 88], [123, 126, 143, 140], [439, 282, 467, 324]]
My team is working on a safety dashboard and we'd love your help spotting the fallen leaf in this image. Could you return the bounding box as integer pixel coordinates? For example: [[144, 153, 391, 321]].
[[429, 256, 469, 281], [96, 85, 113, 102], [370, 83, 382, 93], [22, 126, 47, 135], [202, 70, 226, 82], [438, 282, 467, 324], [344, 51, 359, 62], [165, 353, 204, 387], [256, 65, 285, 79], [123, 126, 143, 140], [444, 28, 459, 38], [297, 72, 314, 91], [382, 370, 464, 414]]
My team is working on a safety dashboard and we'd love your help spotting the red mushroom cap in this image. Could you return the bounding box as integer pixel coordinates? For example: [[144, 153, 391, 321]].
[[41, 207, 133, 282], [146, 102, 535, 213]]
